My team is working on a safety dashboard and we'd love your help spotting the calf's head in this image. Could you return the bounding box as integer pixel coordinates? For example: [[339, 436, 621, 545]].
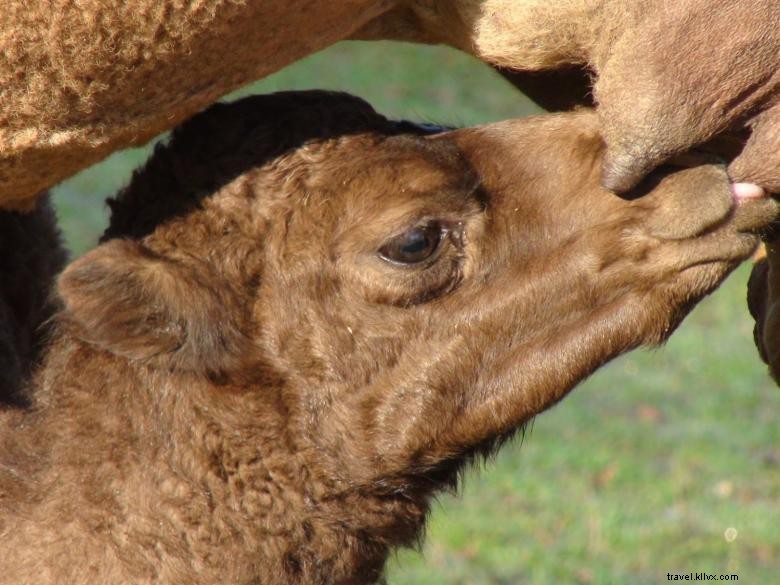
[[58, 92, 777, 496]]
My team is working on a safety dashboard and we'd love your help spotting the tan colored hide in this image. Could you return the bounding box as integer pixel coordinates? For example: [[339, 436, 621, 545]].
[[0, 0, 393, 209], [358, 0, 780, 193], [3, 0, 780, 211]]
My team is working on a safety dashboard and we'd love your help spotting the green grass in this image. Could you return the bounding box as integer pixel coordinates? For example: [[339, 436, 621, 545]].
[[50, 41, 780, 583]]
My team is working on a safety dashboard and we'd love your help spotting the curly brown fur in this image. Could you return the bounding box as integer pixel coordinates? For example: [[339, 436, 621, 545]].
[[0, 196, 65, 407], [0, 91, 775, 584], [0, 0, 394, 210]]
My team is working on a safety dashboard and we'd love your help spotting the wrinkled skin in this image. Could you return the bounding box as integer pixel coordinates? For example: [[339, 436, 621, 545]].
[[2, 0, 780, 209], [1, 92, 775, 584]]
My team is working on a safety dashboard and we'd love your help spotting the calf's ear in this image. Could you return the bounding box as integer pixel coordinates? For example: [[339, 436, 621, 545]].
[[57, 239, 251, 375]]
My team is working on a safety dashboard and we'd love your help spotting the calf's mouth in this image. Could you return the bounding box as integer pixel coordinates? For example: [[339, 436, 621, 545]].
[[632, 164, 778, 266], [653, 175, 778, 304]]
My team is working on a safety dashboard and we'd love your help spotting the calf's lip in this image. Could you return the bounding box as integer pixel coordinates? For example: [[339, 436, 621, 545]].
[[729, 188, 780, 235]]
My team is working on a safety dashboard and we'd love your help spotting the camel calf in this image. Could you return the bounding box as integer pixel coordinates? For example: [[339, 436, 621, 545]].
[[1, 91, 775, 584]]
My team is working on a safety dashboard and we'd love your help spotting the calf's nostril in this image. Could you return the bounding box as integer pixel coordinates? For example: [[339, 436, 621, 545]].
[[639, 165, 735, 240]]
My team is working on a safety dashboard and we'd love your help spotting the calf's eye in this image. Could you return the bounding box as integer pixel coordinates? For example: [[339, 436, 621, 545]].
[[379, 223, 445, 265]]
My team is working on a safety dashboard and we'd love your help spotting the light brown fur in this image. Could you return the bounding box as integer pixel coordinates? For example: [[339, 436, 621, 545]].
[[1, 91, 775, 584], [2, 1, 780, 209], [0, 0, 392, 209], [357, 0, 780, 193]]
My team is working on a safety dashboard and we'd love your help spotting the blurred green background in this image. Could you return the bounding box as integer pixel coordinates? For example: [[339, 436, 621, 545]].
[[52, 42, 780, 584]]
